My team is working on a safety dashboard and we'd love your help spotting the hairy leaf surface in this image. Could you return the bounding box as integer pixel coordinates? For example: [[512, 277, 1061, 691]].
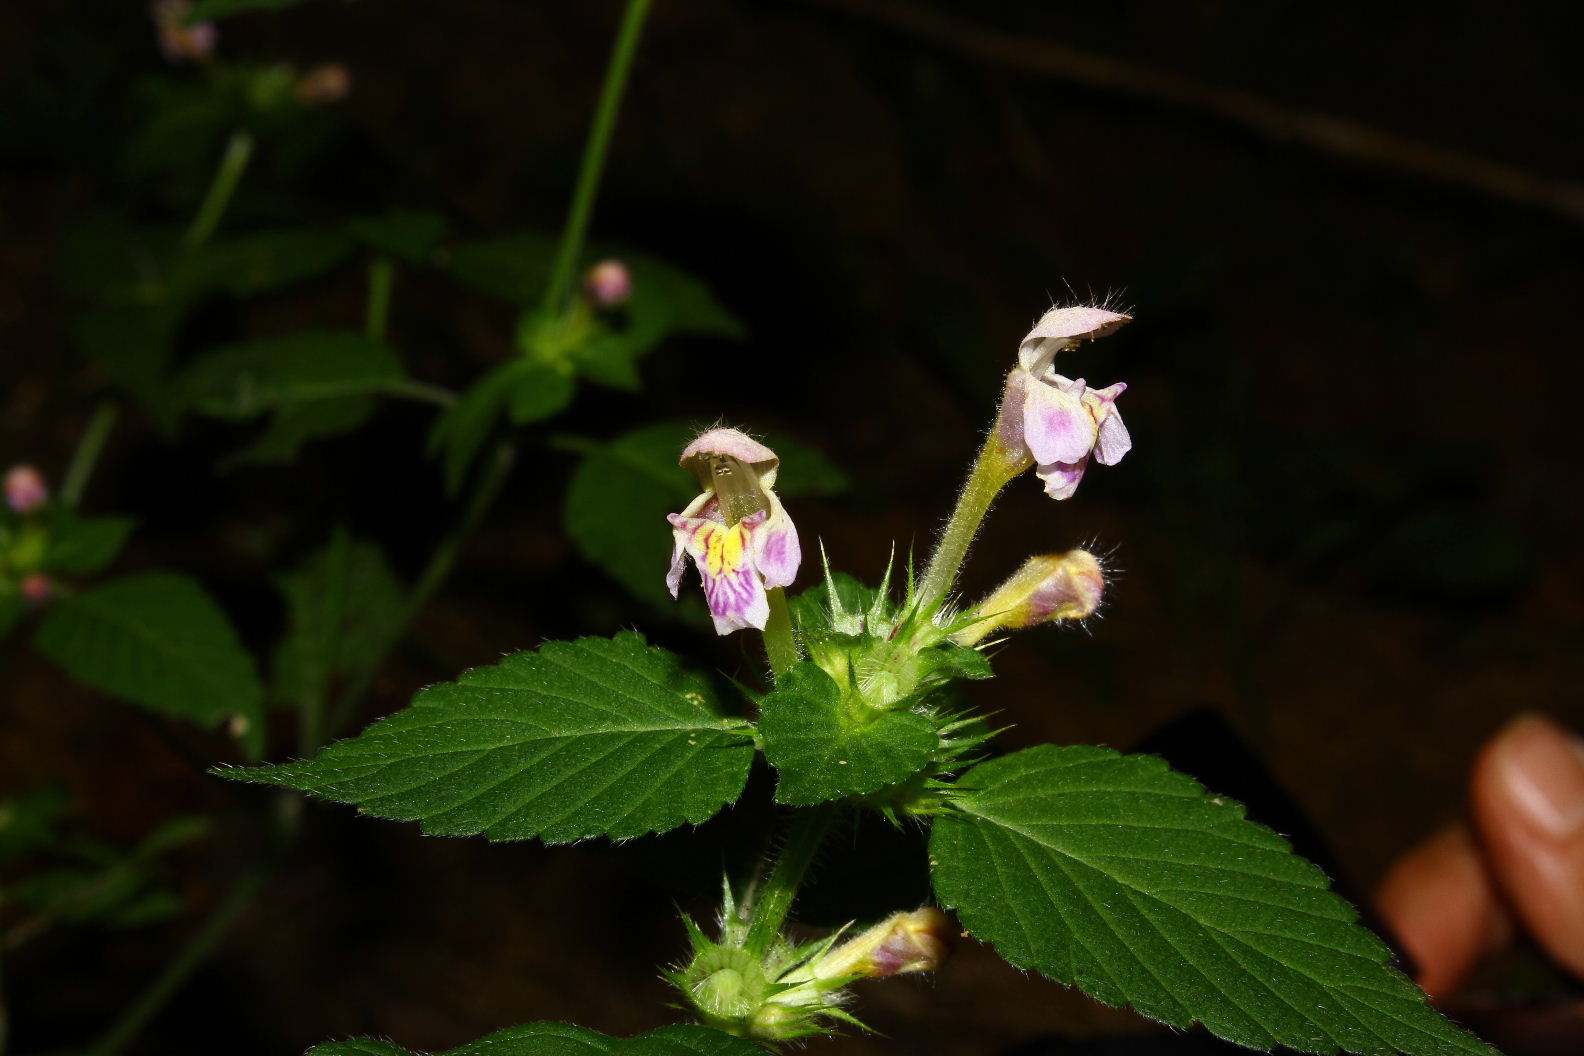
[[930, 745, 1492, 1055], [227, 632, 754, 843]]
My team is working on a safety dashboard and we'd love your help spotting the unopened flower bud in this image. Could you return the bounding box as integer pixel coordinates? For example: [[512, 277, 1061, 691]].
[[5, 465, 48, 515], [811, 907, 953, 981], [295, 63, 352, 106], [20, 572, 53, 606], [955, 550, 1104, 646], [584, 259, 632, 308], [152, 0, 217, 64]]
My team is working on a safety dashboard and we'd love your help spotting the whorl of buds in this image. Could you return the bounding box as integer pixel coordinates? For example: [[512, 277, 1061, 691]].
[[954, 549, 1104, 647], [583, 259, 632, 308], [5, 465, 48, 515]]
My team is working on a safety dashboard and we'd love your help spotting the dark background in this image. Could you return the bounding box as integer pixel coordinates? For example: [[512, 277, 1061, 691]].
[[2, 1, 1581, 1053]]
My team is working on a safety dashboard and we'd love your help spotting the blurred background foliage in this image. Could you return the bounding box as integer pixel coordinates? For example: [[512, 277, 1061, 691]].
[[0, 0, 1581, 1053]]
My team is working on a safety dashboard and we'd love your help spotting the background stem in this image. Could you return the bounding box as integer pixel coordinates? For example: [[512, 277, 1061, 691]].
[[82, 867, 267, 1056], [540, 0, 652, 312], [59, 402, 119, 509], [182, 131, 254, 249]]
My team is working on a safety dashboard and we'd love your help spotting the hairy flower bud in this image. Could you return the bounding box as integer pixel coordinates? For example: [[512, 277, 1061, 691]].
[[955, 550, 1104, 646], [5, 465, 48, 515], [584, 259, 632, 307], [810, 907, 953, 980]]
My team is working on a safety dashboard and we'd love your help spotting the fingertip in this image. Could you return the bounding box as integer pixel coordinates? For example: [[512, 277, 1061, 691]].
[[1377, 823, 1505, 1000], [1472, 713, 1584, 980]]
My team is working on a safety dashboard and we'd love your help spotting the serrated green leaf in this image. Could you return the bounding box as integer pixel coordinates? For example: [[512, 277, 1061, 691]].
[[33, 572, 264, 754], [760, 663, 938, 805], [225, 632, 754, 844], [225, 397, 375, 467], [181, 331, 403, 416], [42, 511, 136, 576], [308, 1022, 764, 1056], [180, 331, 403, 464], [74, 306, 181, 430], [448, 230, 558, 305], [565, 422, 846, 610], [173, 227, 355, 300], [347, 210, 448, 265], [273, 534, 404, 709], [929, 745, 1493, 1056]]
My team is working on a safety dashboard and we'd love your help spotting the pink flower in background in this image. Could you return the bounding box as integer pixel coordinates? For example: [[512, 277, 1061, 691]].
[[152, 0, 217, 64], [667, 428, 800, 634], [5, 465, 48, 515], [997, 306, 1132, 499], [584, 259, 632, 308]]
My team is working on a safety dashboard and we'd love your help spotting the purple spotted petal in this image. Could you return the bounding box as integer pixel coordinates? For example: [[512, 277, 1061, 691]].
[[1022, 376, 1096, 466], [668, 507, 774, 633], [1017, 306, 1131, 374], [1035, 457, 1090, 500], [704, 564, 769, 633], [750, 492, 801, 589]]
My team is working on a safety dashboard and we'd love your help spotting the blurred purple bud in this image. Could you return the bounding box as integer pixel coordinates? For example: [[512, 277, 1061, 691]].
[[5, 465, 48, 515], [152, 0, 217, 64], [584, 259, 632, 308], [20, 572, 53, 607], [296, 63, 352, 106]]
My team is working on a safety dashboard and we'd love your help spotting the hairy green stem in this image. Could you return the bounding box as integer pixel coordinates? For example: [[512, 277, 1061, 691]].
[[365, 256, 395, 340], [540, 0, 652, 312], [83, 867, 267, 1056], [761, 587, 799, 678], [744, 805, 835, 956], [183, 131, 254, 249], [323, 442, 515, 741], [917, 430, 1030, 609], [60, 402, 119, 509]]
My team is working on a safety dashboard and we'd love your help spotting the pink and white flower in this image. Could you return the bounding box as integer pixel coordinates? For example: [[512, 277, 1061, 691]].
[[667, 428, 801, 634], [996, 306, 1132, 500]]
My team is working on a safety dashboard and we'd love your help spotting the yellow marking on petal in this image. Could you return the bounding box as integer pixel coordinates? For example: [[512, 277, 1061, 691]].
[[703, 522, 749, 577]]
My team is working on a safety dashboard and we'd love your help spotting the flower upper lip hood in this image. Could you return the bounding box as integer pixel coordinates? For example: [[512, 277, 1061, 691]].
[[667, 428, 801, 635], [998, 306, 1133, 500]]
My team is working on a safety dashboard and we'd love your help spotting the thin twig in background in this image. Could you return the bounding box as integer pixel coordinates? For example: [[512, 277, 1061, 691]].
[[811, 0, 1584, 224]]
